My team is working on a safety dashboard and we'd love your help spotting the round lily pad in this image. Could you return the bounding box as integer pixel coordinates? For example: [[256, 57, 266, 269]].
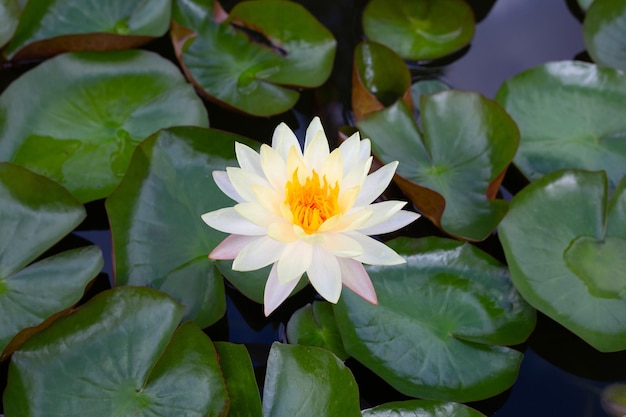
[[578, 0, 595, 11], [498, 169, 626, 352], [0, 0, 20, 48], [584, 0, 626, 72], [362, 400, 486, 417], [0, 49, 209, 203], [362, 0, 475, 60], [333, 237, 535, 402], [3, 286, 229, 417], [496, 61, 626, 188]]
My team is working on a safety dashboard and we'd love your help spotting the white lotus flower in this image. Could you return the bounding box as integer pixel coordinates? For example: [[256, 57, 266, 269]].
[[202, 117, 420, 316]]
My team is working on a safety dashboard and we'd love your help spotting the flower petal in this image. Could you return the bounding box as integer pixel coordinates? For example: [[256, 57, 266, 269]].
[[235, 142, 264, 178], [358, 209, 421, 236], [260, 144, 289, 192], [356, 201, 406, 230], [320, 233, 363, 257], [304, 116, 324, 150], [272, 122, 301, 159], [227, 167, 269, 202], [209, 234, 259, 260], [235, 202, 282, 228], [338, 131, 361, 174], [303, 121, 330, 171], [318, 209, 372, 233], [212, 171, 244, 203], [307, 246, 342, 303], [232, 236, 285, 271], [354, 161, 398, 207], [201, 207, 267, 235], [342, 156, 372, 192], [358, 138, 371, 162], [277, 241, 313, 284], [264, 263, 300, 316], [320, 147, 343, 186], [268, 222, 300, 242], [347, 232, 407, 265], [337, 258, 377, 304], [251, 185, 283, 217]]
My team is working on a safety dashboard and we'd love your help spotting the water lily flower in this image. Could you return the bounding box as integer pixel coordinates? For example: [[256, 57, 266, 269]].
[[202, 117, 420, 316]]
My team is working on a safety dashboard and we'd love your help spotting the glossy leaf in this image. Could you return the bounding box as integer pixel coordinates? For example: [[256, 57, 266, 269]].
[[0, 50, 208, 203], [0, 0, 20, 48], [358, 91, 518, 241], [4, 287, 229, 417], [578, 0, 595, 11], [498, 169, 626, 352], [496, 61, 626, 187], [5, 0, 170, 59], [106, 127, 262, 328], [584, 0, 626, 72], [362, 400, 486, 417], [411, 79, 450, 113], [334, 237, 535, 402], [286, 301, 349, 360], [362, 0, 475, 60], [214, 342, 263, 417], [0, 163, 102, 355], [263, 343, 361, 417], [171, 0, 336, 116]]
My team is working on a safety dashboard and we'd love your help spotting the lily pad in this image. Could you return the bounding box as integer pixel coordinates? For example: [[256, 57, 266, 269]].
[[362, 400, 486, 417], [498, 169, 626, 352], [496, 61, 626, 188], [4, 0, 170, 59], [411, 79, 450, 112], [358, 91, 518, 241], [584, 0, 626, 72], [0, 162, 103, 355], [333, 237, 535, 402], [3, 286, 229, 417], [578, 0, 595, 11], [0, 49, 208, 203], [106, 127, 264, 328], [262, 343, 361, 417], [362, 0, 475, 61], [0, 0, 20, 48], [171, 0, 336, 116]]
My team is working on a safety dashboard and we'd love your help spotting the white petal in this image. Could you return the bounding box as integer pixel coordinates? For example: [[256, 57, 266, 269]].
[[303, 123, 330, 171], [227, 167, 269, 202], [287, 146, 309, 183], [358, 138, 371, 162], [346, 232, 407, 265], [304, 116, 324, 149], [338, 132, 361, 174], [264, 263, 300, 316], [272, 122, 301, 160], [201, 207, 267, 235], [277, 241, 313, 284], [358, 210, 421, 236], [320, 148, 343, 186], [235, 202, 282, 228], [342, 156, 372, 192], [318, 209, 372, 233], [209, 234, 259, 260], [212, 171, 244, 203], [232, 236, 285, 271], [337, 258, 377, 304], [320, 233, 363, 257], [235, 142, 264, 178], [354, 161, 398, 207], [260, 144, 289, 192], [307, 246, 342, 303], [356, 201, 407, 230], [268, 222, 300, 242]]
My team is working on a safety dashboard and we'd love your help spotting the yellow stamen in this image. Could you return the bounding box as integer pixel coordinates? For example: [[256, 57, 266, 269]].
[[285, 169, 340, 234]]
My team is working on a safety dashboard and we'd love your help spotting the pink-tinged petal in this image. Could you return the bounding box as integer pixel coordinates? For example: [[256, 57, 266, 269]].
[[337, 258, 377, 304], [212, 171, 244, 202], [268, 222, 300, 242], [235, 142, 264, 178], [320, 233, 363, 257], [201, 207, 267, 235], [318, 209, 372, 233], [260, 144, 289, 192], [338, 132, 361, 174], [307, 246, 342, 303], [232, 236, 285, 271], [272, 122, 301, 160], [226, 167, 269, 202], [304, 116, 324, 150], [209, 234, 259, 260], [358, 209, 420, 236], [235, 202, 282, 228], [354, 161, 398, 207], [264, 263, 301, 316], [347, 232, 406, 265], [277, 241, 313, 284]]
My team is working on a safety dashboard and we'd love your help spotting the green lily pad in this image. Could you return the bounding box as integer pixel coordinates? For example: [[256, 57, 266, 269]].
[[495, 61, 626, 188], [3, 286, 229, 417], [4, 0, 170, 59], [333, 237, 535, 402], [584, 0, 626, 72], [171, 0, 336, 116], [0, 0, 20, 48], [106, 127, 265, 328], [0, 50, 208, 203], [0, 163, 103, 355], [411, 79, 450, 112], [578, 0, 595, 11], [358, 91, 518, 241], [362, 0, 475, 60], [498, 169, 626, 352], [286, 301, 349, 360], [362, 400, 486, 417], [263, 343, 361, 417]]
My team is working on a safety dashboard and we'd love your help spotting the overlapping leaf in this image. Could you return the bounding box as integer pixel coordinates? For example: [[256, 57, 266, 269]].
[[0, 0, 20, 48], [583, 0, 626, 72], [362, 400, 486, 417]]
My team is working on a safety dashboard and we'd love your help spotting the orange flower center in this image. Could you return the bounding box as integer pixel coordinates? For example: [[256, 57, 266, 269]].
[[285, 169, 340, 234]]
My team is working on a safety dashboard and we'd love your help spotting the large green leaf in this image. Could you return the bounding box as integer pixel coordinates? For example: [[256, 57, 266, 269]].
[[578, 0, 595, 11], [4, 0, 170, 59], [362, 0, 475, 60], [584, 0, 626, 72], [358, 92, 518, 241], [106, 127, 263, 328], [262, 343, 361, 417], [362, 400, 486, 417], [496, 61, 626, 188], [498, 169, 626, 352], [0, 50, 208, 203], [171, 0, 335, 116], [0, 163, 102, 355], [4, 286, 229, 417], [0, 0, 20, 48], [334, 237, 535, 402]]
